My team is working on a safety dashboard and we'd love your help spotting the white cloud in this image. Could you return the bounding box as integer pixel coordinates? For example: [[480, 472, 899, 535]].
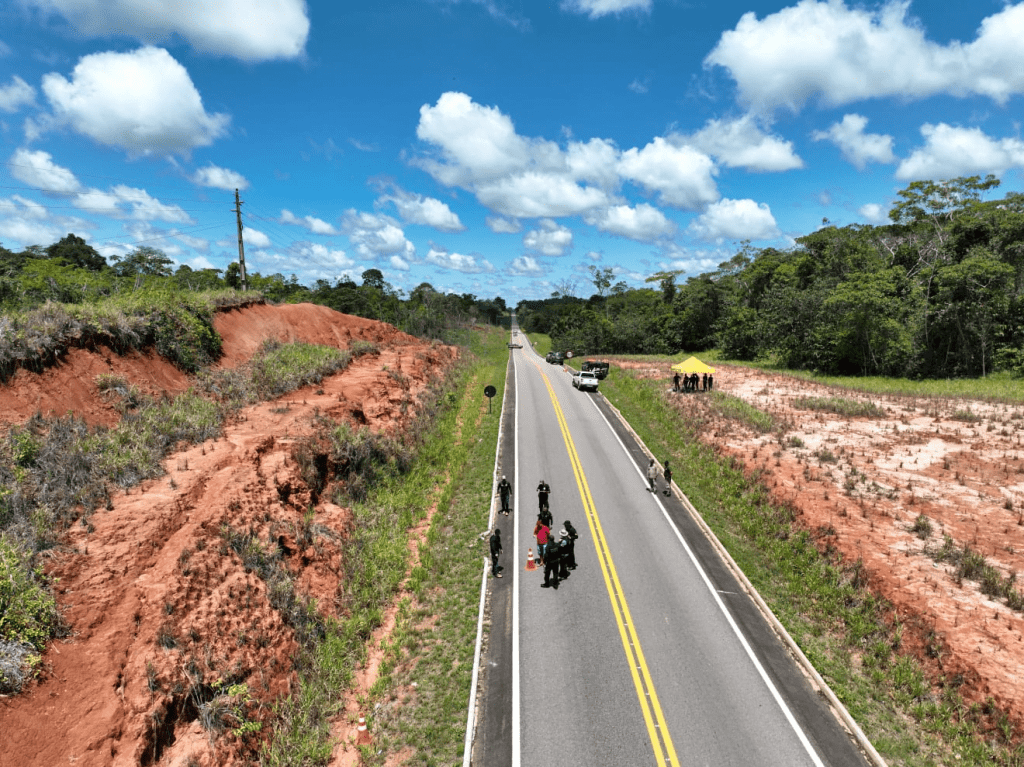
[[508, 255, 543, 275], [475, 172, 609, 218], [24, 0, 309, 61], [584, 203, 676, 241], [561, 0, 651, 18], [689, 198, 779, 241], [9, 148, 81, 193], [193, 163, 249, 191], [244, 227, 271, 248], [73, 184, 192, 223], [896, 123, 1024, 181], [390, 255, 410, 271], [618, 137, 719, 209], [41, 47, 229, 154], [858, 203, 889, 223], [377, 186, 465, 232], [0, 75, 35, 113], [523, 218, 573, 256], [585, 250, 602, 261], [628, 78, 649, 94], [0, 194, 84, 247], [281, 209, 338, 235], [705, 0, 1024, 112], [566, 137, 620, 188], [812, 114, 895, 169], [425, 246, 494, 274], [342, 210, 415, 260], [293, 242, 354, 271], [680, 115, 803, 171], [486, 215, 521, 233]]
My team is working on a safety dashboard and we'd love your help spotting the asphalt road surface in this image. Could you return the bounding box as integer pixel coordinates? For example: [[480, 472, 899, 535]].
[[472, 332, 873, 767]]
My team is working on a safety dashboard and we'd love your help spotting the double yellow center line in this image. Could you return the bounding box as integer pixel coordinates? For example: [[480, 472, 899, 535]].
[[539, 367, 679, 767]]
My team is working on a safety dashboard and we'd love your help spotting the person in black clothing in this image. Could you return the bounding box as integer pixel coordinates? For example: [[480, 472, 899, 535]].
[[542, 531, 561, 588], [707, 374, 714, 391], [672, 372, 680, 392], [538, 505, 553, 528], [563, 520, 578, 569], [663, 460, 672, 496], [557, 529, 571, 580], [537, 479, 550, 513], [489, 528, 503, 578], [702, 373, 708, 392], [497, 475, 512, 515]]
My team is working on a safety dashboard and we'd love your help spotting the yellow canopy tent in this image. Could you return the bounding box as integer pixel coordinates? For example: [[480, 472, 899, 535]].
[[671, 356, 715, 374]]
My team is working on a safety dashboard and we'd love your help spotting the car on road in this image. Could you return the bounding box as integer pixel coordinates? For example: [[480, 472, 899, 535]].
[[546, 351, 566, 364], [571, 370, 599, 391]]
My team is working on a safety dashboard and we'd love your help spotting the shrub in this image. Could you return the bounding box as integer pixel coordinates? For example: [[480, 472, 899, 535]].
[[0, 535, 59, 652]]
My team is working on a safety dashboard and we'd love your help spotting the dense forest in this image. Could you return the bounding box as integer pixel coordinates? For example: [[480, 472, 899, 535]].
[[517, 176, 1024, 379], [0, 235, 508, 347]]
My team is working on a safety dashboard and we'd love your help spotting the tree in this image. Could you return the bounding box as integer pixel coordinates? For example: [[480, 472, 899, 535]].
[[111, 246, 173, 278], [588, 266, 614, 297], [46, 233, 107, 272]]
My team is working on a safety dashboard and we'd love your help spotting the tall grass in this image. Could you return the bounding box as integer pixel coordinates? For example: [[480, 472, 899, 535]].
[[600, 367, 1024, 766], [791, 395, 887, 418]]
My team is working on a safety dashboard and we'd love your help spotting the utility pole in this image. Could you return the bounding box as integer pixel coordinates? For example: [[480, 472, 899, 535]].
[[234, 188, 248, 291]]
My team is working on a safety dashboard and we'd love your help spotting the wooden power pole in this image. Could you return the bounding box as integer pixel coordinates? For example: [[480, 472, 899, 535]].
[[234, 188, 248, 291]]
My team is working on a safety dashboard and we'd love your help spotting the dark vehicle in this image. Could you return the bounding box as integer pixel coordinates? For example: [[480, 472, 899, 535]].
[[546, 351, 566, 365], [582, 360, 609, 379]]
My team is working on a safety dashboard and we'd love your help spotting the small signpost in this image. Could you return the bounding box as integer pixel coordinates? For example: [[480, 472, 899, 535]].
[[484, 385, 496, 413]]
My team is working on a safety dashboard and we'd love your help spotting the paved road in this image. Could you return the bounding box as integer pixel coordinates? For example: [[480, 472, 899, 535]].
[[472, 331, 874, 767]]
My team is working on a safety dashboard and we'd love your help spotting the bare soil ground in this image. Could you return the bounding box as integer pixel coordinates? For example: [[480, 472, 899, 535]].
[[0, 303, 458, 767], [621, 360, 1024, 733]]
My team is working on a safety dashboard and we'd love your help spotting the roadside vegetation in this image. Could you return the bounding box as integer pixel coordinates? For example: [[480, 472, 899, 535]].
[[600, 367, 1024, 766]]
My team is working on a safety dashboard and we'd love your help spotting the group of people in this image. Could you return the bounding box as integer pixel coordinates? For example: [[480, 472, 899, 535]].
[[486, 476, 580, 589], [673, 372, 713, 393], [646, 458, 673, 496]]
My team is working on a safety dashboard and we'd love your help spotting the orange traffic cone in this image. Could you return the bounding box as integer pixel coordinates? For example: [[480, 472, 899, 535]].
[[356, 715, 371, 745], [526, 548, 536, 571]]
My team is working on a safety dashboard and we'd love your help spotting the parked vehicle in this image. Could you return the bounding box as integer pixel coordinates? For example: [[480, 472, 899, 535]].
[[571, 370, 599, 391], [581, 360, 609, 379], [546, 351, 566, 364]]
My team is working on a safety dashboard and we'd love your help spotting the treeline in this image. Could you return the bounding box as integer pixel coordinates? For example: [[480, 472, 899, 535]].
[[0, 235, 508, 344], [518, 176, 1024, 379]]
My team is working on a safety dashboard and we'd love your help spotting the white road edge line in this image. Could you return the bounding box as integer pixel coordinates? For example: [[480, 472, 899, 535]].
[[512, 345, 522, 767], [586, 393, 827, 767]]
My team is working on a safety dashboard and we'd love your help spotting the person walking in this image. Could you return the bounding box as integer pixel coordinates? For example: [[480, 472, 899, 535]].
[[536, 479, 551, 514], [557, 529, 571, 581], [663, 460, 673, 497], [538, 505, 553, 529], [534, 518, 551, 565], [563, 520, 578, 569], [542, 529, 561, 589], [497, 475, 512, 515], [489, 528, 503, 578], [646, 458, 659, 492]]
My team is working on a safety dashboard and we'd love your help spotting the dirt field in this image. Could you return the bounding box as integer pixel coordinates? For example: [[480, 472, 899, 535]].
[[621, 360, 1024, 732], [0, 303, 458, 767]]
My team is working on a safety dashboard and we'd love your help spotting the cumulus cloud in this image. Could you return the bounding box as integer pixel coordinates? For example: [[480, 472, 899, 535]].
[[689, 198, 779, 241], [561, 0, 651, 18], [390, 255, 410, 271], [618, 137, 719, 209], [376, 185, 465, 232], [679, 115, 803, 171], [0, 194, 86, 247], [9, 148, 81, 193], [812, 114, 895, 169], [425, 246, 494, 274], [523, 218, 573, 256], [584, 203, 676, 241], [858, 202, 889, 223], [705, 0, 1024, 112], [475, 172, 609, 218], [24, 0, 309, 61], [486, 215, 521, 233], [41, 47, 229, 154], [508, 255, 544, 275], [281, 209, 338, 235], [0, 75, 35, 112], [342, 210, 415, 261], [243, 227, 271, 248], [193, 164, 249, 191], [73, 184, 193, 223], [896, 123, 1024, 181]]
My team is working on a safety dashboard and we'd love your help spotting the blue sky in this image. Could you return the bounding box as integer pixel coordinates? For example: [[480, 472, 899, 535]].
[[2, 0, 1023, 304]]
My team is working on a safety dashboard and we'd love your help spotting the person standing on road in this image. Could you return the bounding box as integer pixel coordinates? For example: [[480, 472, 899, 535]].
[[663, 460, 673, 497], [542, 529, 561, 589], [534, 518, 551, 565], [489, 528, 503, 578], [497, 475, 512, 515], [563, 520, 578, 569], [646, 459, 659, 492], [557, 529, 571, 581], [537, 479, 550, 513]]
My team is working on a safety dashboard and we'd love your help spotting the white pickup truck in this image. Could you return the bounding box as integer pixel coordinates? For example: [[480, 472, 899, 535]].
[[571, 370, 599, 392]]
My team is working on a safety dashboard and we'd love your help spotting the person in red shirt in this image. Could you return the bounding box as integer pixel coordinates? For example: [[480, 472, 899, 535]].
[[534, 518, 551, 565]]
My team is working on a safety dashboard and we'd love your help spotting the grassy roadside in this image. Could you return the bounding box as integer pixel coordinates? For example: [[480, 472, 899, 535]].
[[263, 326, 509, 766], [598, 369, 1024, 766]]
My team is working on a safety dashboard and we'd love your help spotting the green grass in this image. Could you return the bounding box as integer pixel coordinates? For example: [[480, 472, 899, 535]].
[[792, 395, 887, 418], [598, 368, 1024, 766], [262, 326, 508, 766], [527, 332, 551, 356]]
